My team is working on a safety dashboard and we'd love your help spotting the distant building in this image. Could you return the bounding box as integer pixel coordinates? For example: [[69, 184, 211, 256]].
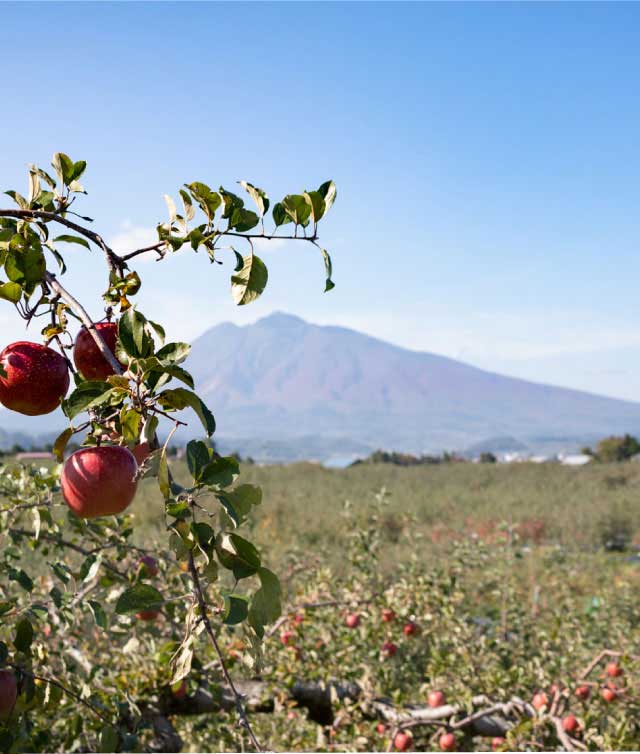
[[559, 454, 592, 467], [14, 452, 55, 461]]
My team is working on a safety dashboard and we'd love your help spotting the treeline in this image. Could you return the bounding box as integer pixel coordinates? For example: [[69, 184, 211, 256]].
[[350, 450, 493, 467], [582, 434, 640, 463]]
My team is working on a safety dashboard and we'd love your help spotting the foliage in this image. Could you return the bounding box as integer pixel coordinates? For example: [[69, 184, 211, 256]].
[[0, 153, 337, 752], [594, 434, 640, 463]]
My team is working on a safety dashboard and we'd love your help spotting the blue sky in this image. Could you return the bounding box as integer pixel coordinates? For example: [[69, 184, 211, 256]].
[[1, 2, 640, 400]]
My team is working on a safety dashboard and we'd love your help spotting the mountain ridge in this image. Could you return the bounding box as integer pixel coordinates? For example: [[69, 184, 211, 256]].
[[2, 312, 640, 461]]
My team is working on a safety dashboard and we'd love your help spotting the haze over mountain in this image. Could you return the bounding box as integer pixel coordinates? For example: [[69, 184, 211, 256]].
[[3, 312, 640, 461]]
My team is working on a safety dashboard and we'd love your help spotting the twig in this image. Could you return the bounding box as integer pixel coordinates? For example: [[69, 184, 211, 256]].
[[13, 666, 111, 724], [187, 552, 263, 752], [8, 527, 126, 579]]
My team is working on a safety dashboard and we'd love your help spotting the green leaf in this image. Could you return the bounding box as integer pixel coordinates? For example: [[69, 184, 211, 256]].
[[14, 618, 34, 653], [186, 440, 212, 481], [185, 182, 221, 222], [158, 448, 171, 499], [231, 254, 268, 306], [62, 381, 114, 420], [282, 194, 312, 226], [318, 180, 337, 214], [53, 428, 74, 462], [272, 202, 292, 228], [303, 191, 326, 223], [232, 249, 244, 271], [321, 248, 335, 292], [115, 584, 164, 615], [141, 415, 159, 445], [0, 281, 22, 303], [219, 187, 244, 219], [29, 165, 57, 189], [159, 364, 194, 389], [216, 533, 261, 580], [238, 181, 270, 217], [223, 594, 249, 625], [119, 408, 141, 443], [229, 207, 259, 232], [200, 456, 240, 488], [5, 244, 46, 284], [248, 567, 282, 638], [155, 342, 191, 366], [118, 307, 154, 359], [52, 152, 75, 185], [163, 194, 177, 223], [9, 568, 33, 592], [179, 189, 195, 222], [217, 484, 262, 528], [158, 388, 216, 436], [53, 235, 90, 250], [87, 600, 108, 630], [98, 725, 119, 754]]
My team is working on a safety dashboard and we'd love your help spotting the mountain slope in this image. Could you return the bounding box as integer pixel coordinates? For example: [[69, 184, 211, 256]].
[[186, 312, 640, 456], [3, 312, 640, 460]]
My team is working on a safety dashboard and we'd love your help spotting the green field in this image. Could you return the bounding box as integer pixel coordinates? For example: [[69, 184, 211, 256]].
[[3, 457, 640, 751], [130, 459, 640, 571]]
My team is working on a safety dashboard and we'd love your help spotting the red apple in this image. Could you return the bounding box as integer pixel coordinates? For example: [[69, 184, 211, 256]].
[[532, 692, 548, 710], [61, 446, 138, 518], [376, 723, 386, 735], [393, 731, 413, 751], [439, 732, 456, 752], [292, 613, 304, 625], [382, 608, 396, 622], [403, 621, 418, 636], [345, 613, 360, 629], [0, 670, 17, 717], [73, 322, 123, 380], [132, 442, 151, 465], [601, 687, 617, 703], [286, 710, 297, 720], [382, 641, 397, 657], [606, 662, 623, 678], [491, 738, 506, 751], [562, 715, 579, 734], [135, 610, 159, 621], [171, 680, 187, 699], [280, 630, 295, 646], [0, 342, 69, 416], [139, 555, 159, 578], [428, 690, 446, 708], [575, 685, 590, 701]]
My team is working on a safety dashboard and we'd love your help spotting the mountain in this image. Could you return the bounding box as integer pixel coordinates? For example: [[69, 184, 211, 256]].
[[3, 312, 640, 461], [185, 312, 640, 459]]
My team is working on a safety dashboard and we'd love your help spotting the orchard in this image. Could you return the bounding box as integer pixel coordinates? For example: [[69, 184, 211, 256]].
[[0, 154, 639, 753]]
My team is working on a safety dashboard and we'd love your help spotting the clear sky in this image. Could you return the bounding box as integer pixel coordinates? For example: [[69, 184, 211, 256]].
[[1, 2, 640, 400]]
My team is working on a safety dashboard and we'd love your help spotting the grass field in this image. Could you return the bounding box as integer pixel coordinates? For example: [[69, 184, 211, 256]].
[[130, 459, 640, 572], [3, 457, 640, 751]]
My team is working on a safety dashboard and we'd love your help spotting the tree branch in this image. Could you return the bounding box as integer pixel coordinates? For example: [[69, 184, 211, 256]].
[[0, 209, 122, 273]]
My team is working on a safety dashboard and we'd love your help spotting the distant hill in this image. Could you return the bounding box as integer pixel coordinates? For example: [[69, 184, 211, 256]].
[[3, 312, 640, 461]]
